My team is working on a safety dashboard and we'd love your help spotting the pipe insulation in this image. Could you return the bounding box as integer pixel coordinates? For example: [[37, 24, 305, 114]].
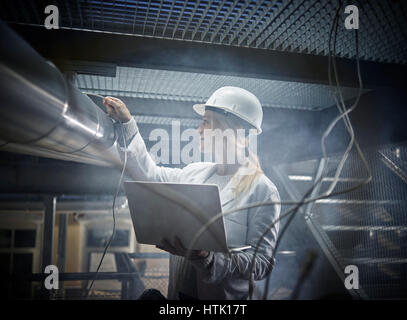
[[0, 22, 120, 166]]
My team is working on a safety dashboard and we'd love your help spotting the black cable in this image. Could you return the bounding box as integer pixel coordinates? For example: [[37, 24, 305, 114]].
[[290, 249, 318, 300], [250, 171, 327, 300], [253, 0, 369, 300], [261, 215, 294, 299], [260, 175, 325, 300], [261, 1, 344, 300], [85, 122, 128, 299], [253, 2, 345, 300]]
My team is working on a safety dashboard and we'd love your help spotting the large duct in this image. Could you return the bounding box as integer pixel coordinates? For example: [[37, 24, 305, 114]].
[[0, 22, 120, 166]]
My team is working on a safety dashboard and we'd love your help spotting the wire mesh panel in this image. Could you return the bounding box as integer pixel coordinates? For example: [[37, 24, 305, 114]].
[[306, 142, 407, 299], [1, 0, 406, 64], [132, 256, 169, 297], [77, 66, 363, 110]]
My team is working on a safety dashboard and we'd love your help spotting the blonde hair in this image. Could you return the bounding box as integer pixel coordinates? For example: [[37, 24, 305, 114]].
[[213, 112, 263, 200]]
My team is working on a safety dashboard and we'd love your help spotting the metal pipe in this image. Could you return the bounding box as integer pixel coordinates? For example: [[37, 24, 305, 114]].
[[0, 22, 120, 166]]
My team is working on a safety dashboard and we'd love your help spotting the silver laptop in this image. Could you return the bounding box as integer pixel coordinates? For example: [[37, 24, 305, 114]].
[[124, 181, 251, 253]]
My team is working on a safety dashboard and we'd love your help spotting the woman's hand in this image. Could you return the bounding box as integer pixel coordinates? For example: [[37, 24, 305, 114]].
[[103, 96, 132, 123], [156, 236, 210, 260]]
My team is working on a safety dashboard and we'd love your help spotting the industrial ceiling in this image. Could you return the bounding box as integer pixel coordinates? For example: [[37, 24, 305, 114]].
[[1, 0, 406, 64], [0, 1, 405, 112]]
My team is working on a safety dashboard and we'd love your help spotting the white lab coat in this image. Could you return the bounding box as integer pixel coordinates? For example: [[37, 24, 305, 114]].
[[119, 118, 281, 299]]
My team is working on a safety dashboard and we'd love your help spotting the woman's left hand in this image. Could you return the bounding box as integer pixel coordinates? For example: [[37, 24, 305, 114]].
[[156, 236, 209, 260]]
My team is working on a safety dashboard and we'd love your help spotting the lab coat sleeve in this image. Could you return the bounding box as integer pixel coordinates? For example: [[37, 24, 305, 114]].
[[116, 117, 183, 182], [190, 187, 280, 284]]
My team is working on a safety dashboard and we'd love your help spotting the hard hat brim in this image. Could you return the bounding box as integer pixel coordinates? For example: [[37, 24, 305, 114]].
[[192, 104, 206, 116], [192, 103, 262, 134]]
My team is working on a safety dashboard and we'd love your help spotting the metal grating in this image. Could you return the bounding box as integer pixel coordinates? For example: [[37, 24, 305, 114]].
[[0, 0, 406, 64], [133, 115, 201, 127], [305, 143, 407, 299], [378, 143, 407, 185], [77, 66, 364, 110]]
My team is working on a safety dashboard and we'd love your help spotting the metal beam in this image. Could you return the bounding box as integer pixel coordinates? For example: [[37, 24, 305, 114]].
[[10, 24, 407, 90], [0, 162, 121, 194], [57, 213, 67, 292], [57, 214, 68, 273], [42, 196, 56, 270]]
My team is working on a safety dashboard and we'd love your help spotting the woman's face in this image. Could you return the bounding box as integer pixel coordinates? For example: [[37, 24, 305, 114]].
[[197, 110, 221, 153], [197, 110, 210, 152], [197, 110, 243, 164]]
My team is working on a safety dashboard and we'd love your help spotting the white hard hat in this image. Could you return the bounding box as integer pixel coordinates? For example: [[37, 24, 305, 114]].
[[193, 86, 263, 134]]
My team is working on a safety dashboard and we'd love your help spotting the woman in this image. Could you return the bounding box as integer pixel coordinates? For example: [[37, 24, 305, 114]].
[[103, 86, 280, 300]]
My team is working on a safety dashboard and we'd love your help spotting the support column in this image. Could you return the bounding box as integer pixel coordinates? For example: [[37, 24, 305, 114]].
[[42, 196, 56, 270], [57, 213, 68, 291]]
